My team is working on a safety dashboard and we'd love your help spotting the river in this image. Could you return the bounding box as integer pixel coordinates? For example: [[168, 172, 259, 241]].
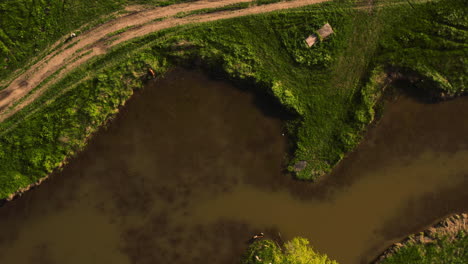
[[0, 70, 466, 264]]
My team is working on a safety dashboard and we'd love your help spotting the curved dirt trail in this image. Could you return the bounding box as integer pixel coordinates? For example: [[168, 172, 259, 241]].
[[0, 0, 330, 123]]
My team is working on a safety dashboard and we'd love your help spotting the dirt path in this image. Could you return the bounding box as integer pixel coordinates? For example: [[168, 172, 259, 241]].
[[0, 0, 331, 123]]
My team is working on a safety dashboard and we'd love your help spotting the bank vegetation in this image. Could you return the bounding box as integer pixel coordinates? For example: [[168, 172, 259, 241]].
[[0, 0, 465, 200]]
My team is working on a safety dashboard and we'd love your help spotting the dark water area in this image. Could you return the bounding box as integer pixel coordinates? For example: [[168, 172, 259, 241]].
[[0, 69, 467, 264]]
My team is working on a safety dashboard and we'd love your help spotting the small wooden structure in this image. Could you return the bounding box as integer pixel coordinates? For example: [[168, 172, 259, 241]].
[[305, 35, 318, 47], [317, 23, 334, 39], [305, 23, 334, 47]]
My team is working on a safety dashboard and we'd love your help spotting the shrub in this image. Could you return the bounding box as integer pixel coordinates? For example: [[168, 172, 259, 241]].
[[242, 237, 339, 264]]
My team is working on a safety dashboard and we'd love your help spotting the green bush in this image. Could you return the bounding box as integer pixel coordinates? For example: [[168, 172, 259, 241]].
[[242, 237, 339, 264]]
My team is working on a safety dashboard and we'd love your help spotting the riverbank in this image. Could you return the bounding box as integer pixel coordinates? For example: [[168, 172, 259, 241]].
[[0, 0, 466, 198], [374, 213, 468, 263], [0, 0, 365, 198]]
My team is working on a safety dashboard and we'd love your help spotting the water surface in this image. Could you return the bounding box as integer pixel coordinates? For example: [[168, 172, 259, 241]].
[[0, 70, 466, 264]]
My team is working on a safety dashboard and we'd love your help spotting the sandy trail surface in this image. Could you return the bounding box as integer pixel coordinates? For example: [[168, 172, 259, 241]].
[[0, 0, 330, 122]]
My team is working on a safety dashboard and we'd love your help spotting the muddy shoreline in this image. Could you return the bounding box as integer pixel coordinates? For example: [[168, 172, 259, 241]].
[[1, 93, 130, 203], [2, 66, 460, 203], [0, 69, 417, 203], [373, 213, 468, 263]]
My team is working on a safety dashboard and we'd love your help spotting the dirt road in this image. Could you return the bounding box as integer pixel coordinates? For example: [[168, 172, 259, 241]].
[[0, 0, 331, 122]]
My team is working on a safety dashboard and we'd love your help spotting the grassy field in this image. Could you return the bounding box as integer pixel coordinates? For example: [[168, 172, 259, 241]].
[[0, 0, 196, 82], [0, 0, 466, 197], [379, 231, 468, 264], [376, 0, 467, 96]]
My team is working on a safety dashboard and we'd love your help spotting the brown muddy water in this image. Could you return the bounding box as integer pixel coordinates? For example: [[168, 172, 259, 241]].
[[0, 70, 467, 264]]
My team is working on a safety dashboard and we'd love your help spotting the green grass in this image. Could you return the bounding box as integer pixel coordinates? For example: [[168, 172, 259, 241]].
[[130, 0, 197, 7], [174, 2, 252, 18], [0, 0, 465, 197], [164, 1, 384, 179], [106, 25, 136, 38], [255, 0, 286, 5], [0, 41, 169, 198], [242, 237, 338, 264], [380, 231, 468, 264], [0, 0, 122, 80], [376, 0, 468, 95], [0, 0, 196, 81]]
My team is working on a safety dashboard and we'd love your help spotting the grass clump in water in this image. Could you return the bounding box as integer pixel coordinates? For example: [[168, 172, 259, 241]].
[[242, 237, 339, 264]]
